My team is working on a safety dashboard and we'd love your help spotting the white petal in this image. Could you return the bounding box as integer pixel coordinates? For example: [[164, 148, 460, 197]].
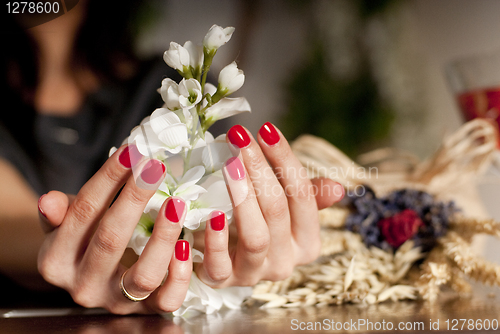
[[179, 166, 206, 186], [129, 121, 167, 157], [157, 124, 189, 150], [197, 181, 232, 211], [219, 287, 252, 309], [144, 192, 168, 213], [204, 97, 251, 121], [184, 41, 204, 70], [150, 108, 182, 135], [202, 142, 232, 173], [175, 184, 207, 202], [160, 78, 181, 110], [204, 83, 217, 96]]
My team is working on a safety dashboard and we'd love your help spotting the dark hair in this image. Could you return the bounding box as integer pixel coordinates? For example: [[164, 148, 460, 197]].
[[0, 0, 147, 157]]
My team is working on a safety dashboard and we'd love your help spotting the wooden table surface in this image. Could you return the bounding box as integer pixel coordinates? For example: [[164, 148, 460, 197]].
[[1, 283, 499, 334]]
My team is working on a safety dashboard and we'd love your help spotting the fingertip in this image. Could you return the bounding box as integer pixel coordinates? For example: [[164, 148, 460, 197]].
[[38, 191, 70, 231], [312, 178, 345, 210]]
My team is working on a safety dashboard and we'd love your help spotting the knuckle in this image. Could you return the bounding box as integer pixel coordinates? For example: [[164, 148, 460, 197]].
[[72, 288, 99, 309], [131, 273, 160, 293], [170, 272, 192, 287], [121, 187, 150, 209], [289, 181, 315, 203], [298, 242, 321, 265], [105, 302, 130, 315], [93, 225, 124, 255], [206, 266, 232, 283], [102, 163, 127, 185], [70, 196, 100, 223], [240, 236, 270, 255], [246, 150, 268, 173], [234, 275, 261, 287], [151, 224, 179, 245], [37, 257, 62, 286], [265, 198, 289, 222], [155, 299, 181, 314], [266, 266, 294, 281]]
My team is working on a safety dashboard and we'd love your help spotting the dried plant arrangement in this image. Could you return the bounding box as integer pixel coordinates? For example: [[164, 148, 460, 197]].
[[249, 119, 500, 308]]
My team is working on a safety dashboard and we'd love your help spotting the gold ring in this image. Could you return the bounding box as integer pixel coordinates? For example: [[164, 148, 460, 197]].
[[119, 270, 151, 302]]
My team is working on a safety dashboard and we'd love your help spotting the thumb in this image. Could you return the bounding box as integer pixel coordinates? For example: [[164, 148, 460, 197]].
[[310, 178, 345, 210], [38, 190, 74, 233]]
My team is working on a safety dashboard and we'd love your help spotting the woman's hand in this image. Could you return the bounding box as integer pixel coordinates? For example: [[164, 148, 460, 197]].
[[37, 145, 193, 314], [193, 123, 344, 288], [37, 123, 344, 314]]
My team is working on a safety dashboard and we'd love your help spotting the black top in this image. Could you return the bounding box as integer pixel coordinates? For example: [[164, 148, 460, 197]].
[[1, 58, 173, 195]]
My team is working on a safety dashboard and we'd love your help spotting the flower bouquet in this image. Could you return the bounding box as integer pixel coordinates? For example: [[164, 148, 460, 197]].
[[111, 25, 253, 316], [250, 119, 500, 308]]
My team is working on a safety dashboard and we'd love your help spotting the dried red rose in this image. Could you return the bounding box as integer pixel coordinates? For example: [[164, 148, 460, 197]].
[[378, 209, 423, 248]]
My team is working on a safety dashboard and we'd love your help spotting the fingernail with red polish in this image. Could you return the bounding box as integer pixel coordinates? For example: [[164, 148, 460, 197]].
[[140, 160, 165, 184], [259, 122, 280, 146], [38, 194, 47, 218], [175, 240, 189, 261], [210, 211, 225, 231], [165, 197, 186, 223], [119, 144, 142, 168], [227, 125, 251, 148], [225, 157, 245, 181]]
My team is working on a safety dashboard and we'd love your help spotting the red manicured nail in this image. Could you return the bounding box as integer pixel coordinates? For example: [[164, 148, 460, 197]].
[[119, 144, 142, 168], [140, 160, 165, 184], [38, 194, 47, 218], [210, 211, 225, 231], [225, 157, 245, 181], [227, 125, 251, 148], [175, 240, 189, 261], [165, 198, 185, 223], [259, 122, 280, 146]]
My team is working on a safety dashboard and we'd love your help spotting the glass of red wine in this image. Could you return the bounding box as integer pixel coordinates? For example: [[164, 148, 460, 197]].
[[446, 52, 500, 146]]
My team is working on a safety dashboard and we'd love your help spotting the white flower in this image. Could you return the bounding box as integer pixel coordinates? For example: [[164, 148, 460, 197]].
[[202, 134, 232, 173], [184, 180, 233, 230], [173, 272, 252, 317], [163, 42, 190, 72], [160, 78, 181, 111], [128, 109, 190, 158], [144, 166, 207, 213], [218, 62, 245, 95], [203, 25, 235, 52], [204, 97, 251, 124], [178, 79, 203, 110]]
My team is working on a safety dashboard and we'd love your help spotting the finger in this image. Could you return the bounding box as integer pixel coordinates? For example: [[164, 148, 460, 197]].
[[53, 144, 143, 256], [195, 210, 232, 287], [227, 125, 293, 278], [257, 122, 320, 264], [122, 197, 185, 300], [79, 158, 166, 286], [149, 240, 192, 313], [311, 178, 345, 210], [222, 156, 269, 284], [38, 191, 71, 233]]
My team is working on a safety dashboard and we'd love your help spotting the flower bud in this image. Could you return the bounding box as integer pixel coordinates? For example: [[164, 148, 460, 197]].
[[163, 42, 190, 72], [160, 78, 181, 110], [218, 62, 245, 95], [184, 41, 204, 73], [203, 25, 235, 51]]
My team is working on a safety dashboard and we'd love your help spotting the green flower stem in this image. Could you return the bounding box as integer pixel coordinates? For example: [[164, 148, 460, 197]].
[[201, 49, 216, 96]]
